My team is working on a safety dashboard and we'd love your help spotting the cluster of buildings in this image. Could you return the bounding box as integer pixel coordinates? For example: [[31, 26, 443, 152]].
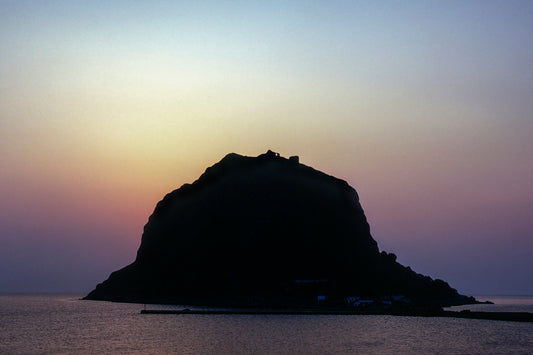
[[293, 279, 411, 308], [345, 295, 411, 308]]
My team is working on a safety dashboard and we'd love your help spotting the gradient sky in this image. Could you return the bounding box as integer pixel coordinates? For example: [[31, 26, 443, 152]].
[[1, 1, 532, 295]]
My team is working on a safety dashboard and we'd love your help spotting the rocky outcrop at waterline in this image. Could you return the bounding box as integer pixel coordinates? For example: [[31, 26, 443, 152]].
[[85, 150, 476, 308]]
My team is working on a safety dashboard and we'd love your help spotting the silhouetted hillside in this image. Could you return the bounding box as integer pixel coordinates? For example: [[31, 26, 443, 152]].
[[85, 150, 475, 307]]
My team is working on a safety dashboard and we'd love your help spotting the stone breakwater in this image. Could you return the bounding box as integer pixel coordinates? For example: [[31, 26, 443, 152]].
[[140, 309, 533, 323]]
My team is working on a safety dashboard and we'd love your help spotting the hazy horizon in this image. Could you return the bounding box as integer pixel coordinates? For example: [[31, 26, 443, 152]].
[[1, 1, 532, 296]]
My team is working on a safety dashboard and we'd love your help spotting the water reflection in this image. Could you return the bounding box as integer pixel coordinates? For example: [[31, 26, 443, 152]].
[[1, 295, 532, 354]]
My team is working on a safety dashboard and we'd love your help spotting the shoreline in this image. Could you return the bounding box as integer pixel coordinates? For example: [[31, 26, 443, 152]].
[[140, 309, 533, 323]]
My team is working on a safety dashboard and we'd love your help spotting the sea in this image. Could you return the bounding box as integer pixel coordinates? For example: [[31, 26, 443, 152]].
[[1, 294, 532, 354]]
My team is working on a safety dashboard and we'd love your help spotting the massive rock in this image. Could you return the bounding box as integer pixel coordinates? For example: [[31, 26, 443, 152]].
[[85, 150, 474, 307]]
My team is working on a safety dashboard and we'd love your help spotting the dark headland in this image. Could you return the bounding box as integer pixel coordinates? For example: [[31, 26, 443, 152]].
[[85, 150, 482, 310]]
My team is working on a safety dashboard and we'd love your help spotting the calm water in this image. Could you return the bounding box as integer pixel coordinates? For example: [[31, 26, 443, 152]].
[[1, 295, 532, 354]]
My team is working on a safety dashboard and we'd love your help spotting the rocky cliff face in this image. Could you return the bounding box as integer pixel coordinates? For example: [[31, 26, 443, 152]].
[[85, 151, 473, 307]]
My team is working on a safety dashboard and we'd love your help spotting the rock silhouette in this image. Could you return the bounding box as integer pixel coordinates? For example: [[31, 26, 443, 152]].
[[85, 151, 475, 307]]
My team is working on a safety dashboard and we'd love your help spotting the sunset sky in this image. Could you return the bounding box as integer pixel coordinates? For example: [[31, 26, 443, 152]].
[[1, 1, 532, 295]]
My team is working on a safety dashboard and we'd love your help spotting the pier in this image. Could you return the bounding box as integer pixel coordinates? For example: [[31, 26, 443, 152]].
[[140, 309, 533, 323]]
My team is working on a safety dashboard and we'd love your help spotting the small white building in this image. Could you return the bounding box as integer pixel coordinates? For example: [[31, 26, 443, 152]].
[[346, 297, 374, 307]]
